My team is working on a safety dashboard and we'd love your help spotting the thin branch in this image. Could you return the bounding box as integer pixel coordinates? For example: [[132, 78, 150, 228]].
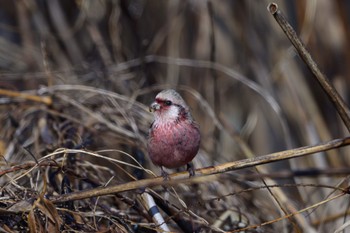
[[268, 2, 350, 132], [0, 88, 52, 105], [51, 136, 350, 203]]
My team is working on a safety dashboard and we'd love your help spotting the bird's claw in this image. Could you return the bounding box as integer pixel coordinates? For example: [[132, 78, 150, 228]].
[[161, 167, 170, 180], [187, 163, 195, 177]]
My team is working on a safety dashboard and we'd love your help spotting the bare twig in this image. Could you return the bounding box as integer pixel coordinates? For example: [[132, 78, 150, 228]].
[[268, 2, 350, 132], [0, 88, 52, 105], [51, 136, 350, 203]]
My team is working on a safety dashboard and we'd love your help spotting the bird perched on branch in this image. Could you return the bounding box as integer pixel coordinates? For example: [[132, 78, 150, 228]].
[[147, 89, 201, 178]]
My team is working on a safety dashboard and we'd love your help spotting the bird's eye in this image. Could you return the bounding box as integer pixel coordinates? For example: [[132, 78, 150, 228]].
[[164, 100, 172, 106]]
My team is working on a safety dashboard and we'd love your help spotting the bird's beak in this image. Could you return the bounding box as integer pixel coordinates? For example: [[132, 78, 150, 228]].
[[149, 102, 160, 112]]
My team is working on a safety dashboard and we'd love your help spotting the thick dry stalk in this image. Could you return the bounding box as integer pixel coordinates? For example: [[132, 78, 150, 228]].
[[268, 3, 350, 132], [51, 136, 350, 203]]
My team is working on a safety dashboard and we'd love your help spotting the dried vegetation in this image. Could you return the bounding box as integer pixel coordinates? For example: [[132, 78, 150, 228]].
[[1, 1, 350, 232]]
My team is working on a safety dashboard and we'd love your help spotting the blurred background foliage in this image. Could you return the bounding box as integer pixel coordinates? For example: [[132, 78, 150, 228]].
[[1, 0, 350, 232]]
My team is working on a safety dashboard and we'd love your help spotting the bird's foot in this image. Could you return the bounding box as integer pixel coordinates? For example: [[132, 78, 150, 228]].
[[186, 163, 195, 177], [160, 167, 170, 180]]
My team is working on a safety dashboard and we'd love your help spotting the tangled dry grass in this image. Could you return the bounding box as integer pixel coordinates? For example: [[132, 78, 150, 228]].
[[1, 1, 350, 232]]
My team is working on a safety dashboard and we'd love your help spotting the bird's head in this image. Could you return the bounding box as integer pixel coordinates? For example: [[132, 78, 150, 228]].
[[150, 89, 192, 124]]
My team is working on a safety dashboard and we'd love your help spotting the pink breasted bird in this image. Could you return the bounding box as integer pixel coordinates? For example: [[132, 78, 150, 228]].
[[147, 89, 201, 178]]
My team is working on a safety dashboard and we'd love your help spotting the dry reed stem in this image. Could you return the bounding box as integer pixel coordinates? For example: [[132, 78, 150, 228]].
[[51, 136, 350, 203], [0, 88, 52, 105], [268, 2, 350, 132]]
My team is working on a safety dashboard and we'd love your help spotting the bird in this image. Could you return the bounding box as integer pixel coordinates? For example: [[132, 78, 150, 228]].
[[147, 89, 201, 178]]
